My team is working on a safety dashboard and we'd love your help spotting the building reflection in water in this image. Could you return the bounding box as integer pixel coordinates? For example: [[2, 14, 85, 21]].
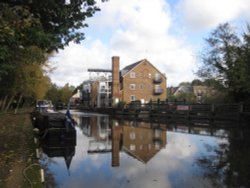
[[79, 115, 112, 153], [76, 115, 167, 167], [112, 120, 167, 167]]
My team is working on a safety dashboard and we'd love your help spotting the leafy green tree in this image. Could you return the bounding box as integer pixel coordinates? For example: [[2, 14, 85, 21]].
[[191, 79, 203, 86], [0, 0, 105, 78], [197, 23, 250, 102], [177, 92, 196, 103], [0, 0, 105, 111], [1, 0, 103, 52], [0, 46, 51, 111], [61, 83, 75, 104], [179, 82, 191, 86], [45, 84, 61, 105], [45, 83, 75, 107]]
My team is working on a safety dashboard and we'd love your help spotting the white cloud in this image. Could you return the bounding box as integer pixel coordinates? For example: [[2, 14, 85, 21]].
[[49, 40, 110, 86], [48, 0, 200, 87], [179, 0, 250, 31]]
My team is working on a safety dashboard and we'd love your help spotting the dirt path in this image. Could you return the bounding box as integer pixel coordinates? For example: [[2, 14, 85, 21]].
[[0, 110, 42, 188]]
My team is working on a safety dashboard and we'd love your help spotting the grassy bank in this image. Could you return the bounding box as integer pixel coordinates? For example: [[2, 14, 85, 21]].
[[0, 108, 43, 188]]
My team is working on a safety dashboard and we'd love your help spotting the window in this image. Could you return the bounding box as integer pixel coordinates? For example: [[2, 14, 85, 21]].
[[130, 144, 136, 151], [130, 72, 136, 78], [130, 84, 136, 90], [130, 132, 136, 140], [130, 95, 136, 101], [148, 73, 151, 78]]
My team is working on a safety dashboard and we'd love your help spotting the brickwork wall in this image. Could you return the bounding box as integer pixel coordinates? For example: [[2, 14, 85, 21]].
[[121, 60, 167, 103], [112, 56, 121, 103]]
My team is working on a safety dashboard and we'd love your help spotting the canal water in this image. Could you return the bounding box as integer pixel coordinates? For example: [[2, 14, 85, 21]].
[[39, 111, 250, 188]]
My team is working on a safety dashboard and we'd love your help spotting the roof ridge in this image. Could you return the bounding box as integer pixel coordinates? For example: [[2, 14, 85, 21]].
[[122, 59, 146, 70]]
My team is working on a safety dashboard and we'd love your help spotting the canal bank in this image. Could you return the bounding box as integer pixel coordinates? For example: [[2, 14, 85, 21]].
[[0, 109, 43, 188]]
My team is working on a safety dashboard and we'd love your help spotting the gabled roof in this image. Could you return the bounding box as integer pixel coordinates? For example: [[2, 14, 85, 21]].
[[173, 85, 193, 96], [121, 58, 166, 79], [121, 59, 146, 76], [122, 146, 160, 164]]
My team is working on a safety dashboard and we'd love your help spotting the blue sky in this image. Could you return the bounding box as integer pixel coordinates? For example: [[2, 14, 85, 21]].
[[49, 0, 250, 87]]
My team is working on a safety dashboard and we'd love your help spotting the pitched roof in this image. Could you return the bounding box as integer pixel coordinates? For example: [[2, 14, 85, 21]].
[[123, 146, 160, 164], [121, 59, 146, 76], [173, 85, 193, 96]]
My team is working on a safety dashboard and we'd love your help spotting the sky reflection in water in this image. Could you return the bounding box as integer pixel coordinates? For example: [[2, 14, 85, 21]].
[[40, 112, 230, 188]]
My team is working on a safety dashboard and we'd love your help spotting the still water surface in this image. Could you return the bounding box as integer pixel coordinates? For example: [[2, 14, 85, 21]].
[[39, 111, 249, 188]]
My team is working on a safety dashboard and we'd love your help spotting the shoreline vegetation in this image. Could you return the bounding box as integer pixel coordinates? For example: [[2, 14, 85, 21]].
[[0, 108, 43, 188]]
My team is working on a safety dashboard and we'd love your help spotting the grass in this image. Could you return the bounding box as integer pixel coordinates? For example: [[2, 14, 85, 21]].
[[0, 108, 43, 188]]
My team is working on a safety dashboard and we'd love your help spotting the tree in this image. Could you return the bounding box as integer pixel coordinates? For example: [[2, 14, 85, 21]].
[[0, 46, 51, 111], [0, 0, 105, 78], [45, 83, 75, 107], [1, 0, 104, 52], [197, 23, 250, 102], [179, 82, 191, 86], [191, 79, 203, 86], [0, 0, 105, 111]]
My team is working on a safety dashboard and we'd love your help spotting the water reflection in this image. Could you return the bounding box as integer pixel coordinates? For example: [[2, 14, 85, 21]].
[[79, 115, 112, 153], [111, 120, 166, 166], [77, 115, 167, 167], [39, 112, 250, 188], [41, 129, 76, 171], [196, 129, 250, 188]]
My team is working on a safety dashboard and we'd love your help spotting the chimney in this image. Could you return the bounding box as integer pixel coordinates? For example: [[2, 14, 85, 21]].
[[112, 56, 120, 105], [111, 123, 121, 167]]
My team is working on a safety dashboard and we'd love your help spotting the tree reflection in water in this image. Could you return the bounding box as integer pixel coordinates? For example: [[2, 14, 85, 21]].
[[196, 128, 250, 188]]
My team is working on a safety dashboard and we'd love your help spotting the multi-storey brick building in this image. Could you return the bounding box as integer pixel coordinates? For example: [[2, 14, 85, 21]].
[[112, 56, 167, 104], [82, 56, 167, 107]]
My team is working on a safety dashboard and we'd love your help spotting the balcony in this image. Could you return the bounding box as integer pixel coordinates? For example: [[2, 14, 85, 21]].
[[153, 88, 163, 95], [153, 75, 162, 83]]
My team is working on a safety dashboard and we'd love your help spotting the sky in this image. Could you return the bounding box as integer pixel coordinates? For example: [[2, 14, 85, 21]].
[[49, 0, 250, 87]]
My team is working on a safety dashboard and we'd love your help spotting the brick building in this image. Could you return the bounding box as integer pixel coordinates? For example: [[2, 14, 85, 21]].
[[113, 56, 167, 104], [82, 56, 167, 107]]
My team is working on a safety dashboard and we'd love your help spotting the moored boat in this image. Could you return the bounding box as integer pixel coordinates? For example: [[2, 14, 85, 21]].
[[31, 100, 76, 138]]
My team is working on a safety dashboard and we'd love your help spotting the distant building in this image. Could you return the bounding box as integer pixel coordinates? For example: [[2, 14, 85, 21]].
[[81, 56, 167, 107], [82, 72, 112, 108], [70, 89, 81, 105], [169, 85, 217, 103]]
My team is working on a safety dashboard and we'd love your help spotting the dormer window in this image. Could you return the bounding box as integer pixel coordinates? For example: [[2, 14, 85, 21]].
[[130, 72, 136, 78]]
